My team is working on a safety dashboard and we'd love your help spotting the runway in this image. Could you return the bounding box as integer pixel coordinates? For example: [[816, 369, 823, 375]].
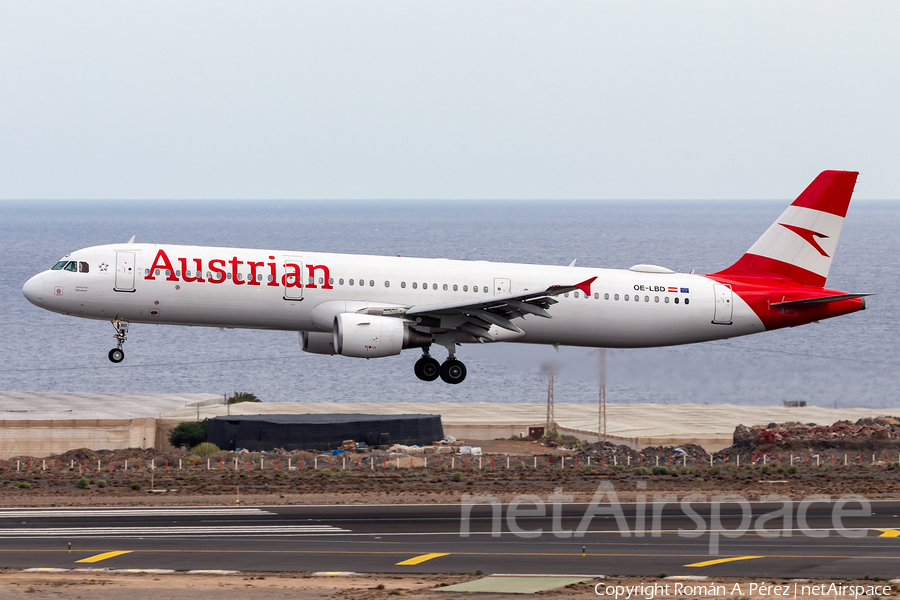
[[1, 501, 899, 578]]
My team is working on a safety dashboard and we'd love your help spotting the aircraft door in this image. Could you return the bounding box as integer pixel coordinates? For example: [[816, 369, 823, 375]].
[[282, 256, 304, 300], [494, 278, 511, 295], [115, 252, 136, 292], [712, 283, 733, 324]]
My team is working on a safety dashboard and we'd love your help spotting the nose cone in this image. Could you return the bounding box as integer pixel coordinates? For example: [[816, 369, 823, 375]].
[[23, 275, 43, 306]]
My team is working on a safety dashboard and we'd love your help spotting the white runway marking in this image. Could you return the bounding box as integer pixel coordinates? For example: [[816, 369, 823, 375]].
[[0, 508, 275, 518], [0, 525, 350, 538]]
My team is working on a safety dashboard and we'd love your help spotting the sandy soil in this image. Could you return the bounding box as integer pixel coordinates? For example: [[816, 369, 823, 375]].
[[0, 572, 895, 600]]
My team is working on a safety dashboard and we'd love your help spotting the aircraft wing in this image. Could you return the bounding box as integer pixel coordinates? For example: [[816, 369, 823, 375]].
[[402, 277, 596, 341]]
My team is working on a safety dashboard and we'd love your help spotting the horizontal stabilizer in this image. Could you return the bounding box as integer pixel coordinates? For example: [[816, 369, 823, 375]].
[[770, 293, 872, 308]]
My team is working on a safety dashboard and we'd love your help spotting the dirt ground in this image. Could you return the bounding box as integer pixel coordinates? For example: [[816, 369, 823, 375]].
[[0, 572, 896, 600], [2, 449, 900, 505]]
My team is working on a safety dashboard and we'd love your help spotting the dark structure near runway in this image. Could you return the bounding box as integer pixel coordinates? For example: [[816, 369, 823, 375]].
[[208, 414, 444, 451]]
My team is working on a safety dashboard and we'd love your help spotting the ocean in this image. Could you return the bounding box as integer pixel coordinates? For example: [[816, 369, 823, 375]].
[[1, 199, 897, 410]]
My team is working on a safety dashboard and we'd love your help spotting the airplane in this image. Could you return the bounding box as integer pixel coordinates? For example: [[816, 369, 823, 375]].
[[22, 170, 869, 384]]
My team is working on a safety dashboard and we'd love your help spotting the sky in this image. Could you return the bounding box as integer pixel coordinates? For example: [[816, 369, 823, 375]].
[[1, 1, 898, 201]]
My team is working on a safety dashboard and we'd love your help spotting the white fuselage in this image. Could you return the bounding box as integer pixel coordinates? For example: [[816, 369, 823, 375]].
[[24, 243, 762, 349]]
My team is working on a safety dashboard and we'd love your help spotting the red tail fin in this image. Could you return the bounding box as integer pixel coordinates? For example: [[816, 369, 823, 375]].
[[711, 170, 858, 287]]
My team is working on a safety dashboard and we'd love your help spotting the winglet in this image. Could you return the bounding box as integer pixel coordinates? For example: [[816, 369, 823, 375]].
[[575, 277, 597, 296]]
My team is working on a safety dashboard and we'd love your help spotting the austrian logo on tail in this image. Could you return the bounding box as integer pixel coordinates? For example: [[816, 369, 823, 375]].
[[779, 223, 831, 257]]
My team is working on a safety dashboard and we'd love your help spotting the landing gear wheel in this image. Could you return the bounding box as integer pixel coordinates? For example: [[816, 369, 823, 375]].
[[108, 348, 124, 363], [414, 356, 441, 381], [440, 359, 467, 384]]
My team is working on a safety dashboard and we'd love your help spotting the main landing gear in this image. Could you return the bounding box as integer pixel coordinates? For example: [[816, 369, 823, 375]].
[[414, 347, 467, 384], [108, 320, 128, 363]]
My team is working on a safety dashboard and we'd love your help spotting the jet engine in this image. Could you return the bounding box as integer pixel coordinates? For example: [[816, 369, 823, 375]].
[[333, 313, 432, 358], [300, 331, 336, 355]]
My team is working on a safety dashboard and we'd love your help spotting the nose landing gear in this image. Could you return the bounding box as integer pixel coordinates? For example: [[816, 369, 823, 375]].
[[108, 320, 129, 363]]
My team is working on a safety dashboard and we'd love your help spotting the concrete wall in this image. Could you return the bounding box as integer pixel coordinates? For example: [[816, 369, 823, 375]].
[[0, 418, 156, 459]]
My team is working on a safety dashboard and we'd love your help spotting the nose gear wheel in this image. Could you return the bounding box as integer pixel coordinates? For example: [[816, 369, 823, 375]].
[[109, 320, 129, 363]]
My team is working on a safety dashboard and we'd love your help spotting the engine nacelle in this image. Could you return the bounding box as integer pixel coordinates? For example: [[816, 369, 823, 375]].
[[300, 331, 336, 355], [333, 313, 431, 358]]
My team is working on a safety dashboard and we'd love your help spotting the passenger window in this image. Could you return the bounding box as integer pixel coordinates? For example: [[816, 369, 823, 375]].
[[443, 284, 448, 291], [349, 279, 354, 286], [463, 285, 468, 292], [369, 280, 374, 287], [603, 293, 608, 300], [176, 270, 181, 277], [564, 292, 569, 298], [384, 281, 390, 288], [453, 284, 458, 291], [206, 272, 211, 279], [328, 278, 333, 285], [684, 298, 690, 305], [64, 261, 77, 272], [155, 269, 160, 276], [79, 262, 89, 273], [423, 283, 427, 289], [644, 296, 649, 302], [227, 273, 232, 280], [433, 283, 437, 290], [483, 286, 488, 293], [664, 297, 669, 303], [412, 282, 417, 289], [654, 296, 659, 303], [51, 261, 67, 270], [145, 269, 150, 276], [624, 294, 629, 301], [339, 278, 344, 285], [594, 293, 599, 299], [614, 294, 619, 300], [635, 296, 639, 302], [401, 282, 406, 288], [674, 297, 679, 304], [269, 275, 274, 282]]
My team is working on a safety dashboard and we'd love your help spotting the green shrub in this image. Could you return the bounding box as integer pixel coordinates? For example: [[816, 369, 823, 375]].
[[760, 465, 772, 474], [227, 391, 261, 405], [708, 466, 722, 475], [131, 482, 141, 491], [776, 466, 785, 474], [787, 465, 799, 474], [581, 465, 593, 472], [450, 471, 464, 482], [725, 464, 738, 472], [16, 482, 31, 489], [168, 420, 208, 448], [634, 467, 649, 475], [96, 480, 107, 488], [651, 465, 669, 475], [612, 464, 625, 471], [191, 442, 220, 457], [680, 466, 694, 475], [75, 477, 90, 489], [190, 475, 199, 481]]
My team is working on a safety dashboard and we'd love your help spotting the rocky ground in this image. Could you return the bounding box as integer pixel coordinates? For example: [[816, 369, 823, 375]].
[[2, 442, 900, 505]]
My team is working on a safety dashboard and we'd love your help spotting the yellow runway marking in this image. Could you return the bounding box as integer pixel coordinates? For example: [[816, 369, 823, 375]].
[[396, 553, 449, 565], [685, 556, 764, 567], [876, 529, 900, 538], [75, 551, 133, 563]]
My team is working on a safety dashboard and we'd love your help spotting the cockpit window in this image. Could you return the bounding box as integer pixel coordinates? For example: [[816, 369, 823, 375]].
[[51, 261, 67, 270], [63, 261, 78, 272], [78, 262, 89, 273]]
